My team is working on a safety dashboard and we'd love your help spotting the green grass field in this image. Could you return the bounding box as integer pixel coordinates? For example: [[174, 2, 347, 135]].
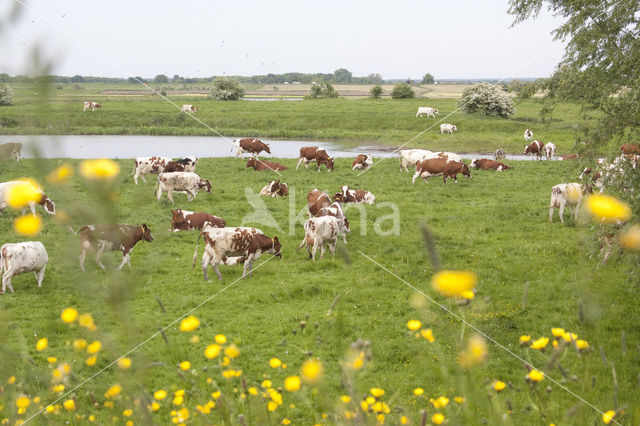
[[0, 157, 638, 424]]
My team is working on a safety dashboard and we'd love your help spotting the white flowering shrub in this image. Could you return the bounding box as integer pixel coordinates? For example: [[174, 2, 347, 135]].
[[458, 83, 515, 118], [0, 82, 13, 106], [207, 77, 245, 101]]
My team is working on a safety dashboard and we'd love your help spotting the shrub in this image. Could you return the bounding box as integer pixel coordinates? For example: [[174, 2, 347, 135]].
[[305, 82, 338, 99], [0, 82, 13, 106], [391, 83, 414, 99], [208, 77, 245, 100], [457, 83, 515, 118], [369, 85, 383, 99]]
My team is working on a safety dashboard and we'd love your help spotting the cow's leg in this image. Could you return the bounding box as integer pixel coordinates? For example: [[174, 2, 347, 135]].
[[156, 185, 163, 202], [311, 240, 319, 262], [296, 157, 304, 170], [319, 242, 326, 259], [2, 271, 14, 293], [412, 170, 420, 184], [341, 232, 348, 245], [95, 244, 107, 270], [242, 253, 255, 278], [201, 252, 212, 281], [549, 205, 554, 223], [167, 189, 174, 204], [558, 201, 566, 223], [35, 265, 46, 287], [574, 201, 581, 220], [117, 250, 131, 270], [141, 173, 148, 183], [329, 242, 336, 259]]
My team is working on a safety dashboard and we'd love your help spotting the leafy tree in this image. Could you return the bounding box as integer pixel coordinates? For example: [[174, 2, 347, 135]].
[[0, 82, 13, 106], [154, 74, 169, 83], [369, 85, 383, 99], [332, 68, 352, 83], [458, 83, 515, 118], [391, 83, 415, 99], [0, 73, 8, 82], [208, 77, 245, 100], [70, 74, 84, 83], [367, 73, 384, 84], [508, 0, 640, 148], [421, 73, 435, 84], [305, 82, 338, 99]]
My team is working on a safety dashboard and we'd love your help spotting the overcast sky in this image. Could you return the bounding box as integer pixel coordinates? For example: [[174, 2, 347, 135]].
[[0, 0, 566, 80]]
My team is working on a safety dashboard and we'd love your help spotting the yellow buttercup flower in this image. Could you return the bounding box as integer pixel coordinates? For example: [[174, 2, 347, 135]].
[[179, 316, 200, 332], [78, 313, 97, 331], [16, 396, 30, 409], [73, 338, 87, 351], [53, 384, 65, 392], [420, 328, 435, 342], [561, 332, 578, 342], [576, 339, 589, 350], [519, 335, 531, 344], [36, 337, 48, 351], [267, 401, 278, 411], [122, 409, 133, 417], [406, 320, 422, 331], [462, 290, 475, 300], [80, 159, 120, 180], [284, 376, 301, 392], [117, 358, 132, 370], [248, 387, 258, 396], [413, 387, 424, 396], [432, 270, 477, 298], [214, 334, 227, 344], [47, 356, 57, 363], [262, 380, 272, 389], [7, 376, 16, 384], [85, 355, 97, 366], [269, 358, 282, 368], [585, 194, 631, 223], [61, 308, 78, 323], [400, 416, 409, 424], [602, 410, 616, 424], [460, 334, 487, 367], [551, 328, 565, 337], [179, 361, 191, 371], [340, 395, 351, 403], [154, 390, 167, 400], [530, 337, 549, 350], [454, 396, 465, 404], [527, 369, 544, 382], [370, 388, 385, 398], [224, 345, 240, 359], [6, 179, 42, 209], [14, 214, 42, 236], [104, 384, 122, 399], [430, 396, 449, 409], [301, 358, 323, 383], [46, 165, 73, 185], [204, 344, 221, 359], [432, 413, 445, 425], [86, 340, 102, 354], [492, 381, 506, 391], [63, 399, 75, 411], [619, 225, 640, 250]]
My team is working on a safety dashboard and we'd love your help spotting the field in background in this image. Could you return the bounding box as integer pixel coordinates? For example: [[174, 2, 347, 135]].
[[0, 157, 637, 424]]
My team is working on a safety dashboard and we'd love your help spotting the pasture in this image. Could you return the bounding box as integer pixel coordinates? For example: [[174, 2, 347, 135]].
[[0, 155, 638, 424]]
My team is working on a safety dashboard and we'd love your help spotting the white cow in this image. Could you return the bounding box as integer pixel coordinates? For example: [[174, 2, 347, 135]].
[[297, 216, 343, 261], [0, 242, 48, 294], [549, 183, 585, 223], [524, 129, 533, 141], [416, 107, 438, 118], [156, 172, 212, 203], [0, 142, 23, 162], [181, 104, 197, 114], [318, 202, 350, 244], [440, 123, 458, 134], [132, 156, 172, 184], [399, 149, 434, 172], [0, 180, 56, 216], [544, 142, 557, 160]]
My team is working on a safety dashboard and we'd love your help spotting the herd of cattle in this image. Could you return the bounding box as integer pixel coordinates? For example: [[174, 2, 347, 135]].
[[0, 126, 638, 292]]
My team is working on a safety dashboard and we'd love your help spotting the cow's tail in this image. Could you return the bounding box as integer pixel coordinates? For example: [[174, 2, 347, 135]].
[[192, 231, 204, 270]]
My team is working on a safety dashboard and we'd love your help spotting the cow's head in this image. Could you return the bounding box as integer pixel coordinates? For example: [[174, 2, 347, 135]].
[[40, 195, 56, 215], [470, 158, 478, 169], [95, 103, 102, 109], [199, 179, 212, 194], [141, 224, 154, 242], [461, 164, 471, 179], [269, 180, 280, 193], [271, 236, 282, 258], [171, 209, 185, 225], [246, 158, 256, 168], [279, 183, 289, 197], [434, 109, 439, 114], [452, 125, 457, 132], [264, 144, 272, 154], [326, 157, 335, 171]]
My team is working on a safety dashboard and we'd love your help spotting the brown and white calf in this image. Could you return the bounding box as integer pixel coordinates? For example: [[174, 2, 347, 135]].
[[413, 159, 470, 184], [559, 154, 579, 161], [307, 189, 332, 216], [470, 158, 511, 171], [352, 154, 374, 170], [549, 183, 585, 223], [132, 156, 172, 184], [296, 147, 335, 171], [0, 180, 56, 216], [163, 156, 198, 173], [181, 104, 197, 114], [440, 123, 457, 134], [70, 224, 153, 271], [0, 242, 48, 294], [524, 140, 544, 160], [233, 138, 271, 158], [170, 209, 226, 232], [156, 172, 212, 203], [494, 148, 506, 160], [83, 101, 102, 112], [246, 158, 288, 171], [544, 142, 557, 160], [0, 142, 23, 162], [259, 180, 289, 197], [297, 216, 344, 261], [333, 185, 375, 204], [317, 201, 350, 244], [620, 143, 640, 155], [524, 129, 533, 142], [193, 226, 281, 280]]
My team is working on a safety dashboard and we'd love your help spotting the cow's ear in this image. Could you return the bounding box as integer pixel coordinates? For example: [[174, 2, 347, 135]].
[[273, 236, 279, 243]]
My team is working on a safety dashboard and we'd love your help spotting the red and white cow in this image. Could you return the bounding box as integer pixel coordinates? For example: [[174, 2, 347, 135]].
[[333, 185, 375, 204], [70, 224, 153, 271], [307, 189, 332, 216], [193, 226, 281, 280], [620, 143, 640, 155], [156, 172, 212, 203], [352, 154, 374, 170], [399, 149, 461, 172], [440, 123, 457, 134], [297, 147, 334, 171], [164, 156, 198, 173], [559, 154, 579, 161], [233, 138, 272, 158], [246, 158, 288, 171], [413, 159, 470, 184], [470, 158, 510, 171], [297, 216, 344, 261], [181, 104, 197, 114], [416, 107, 438, 118], [259, 180, 289, 197], [318, 201, 350, 244], [524, 140, 544, 160], [549, 183, 585, 223], [83, 101, 102, 112], [524, 129, 533, 142], [170, 209, 226, 231], [0, 242, 48, 294], [132, 156, 172, 184], [0, 180, 56, 216], [544, 142, 557, 160]]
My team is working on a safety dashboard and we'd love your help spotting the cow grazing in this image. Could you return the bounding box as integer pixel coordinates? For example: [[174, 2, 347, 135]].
[[181, 104, 197, 114], [413, 159, 470, 184], [0, 143, 23, 162], [246, 158, 288, 171], [307, 189, 332, 216], [620, 143, 640, 155], [470, 158, 511, 171], [296, 147, 335, 171], [333, 185, 375, 204], [559, 154, 579, 161], [549, 183, 585, 223], [70, 223, 153, 271], [317, 201, 350, 244], [0, 180, 56, 216], [156, 172, 212, 203], [297, 216, 343, 261], [0, 242, 48, 294], [524, 129, 533, 141], [83, 101, 102, 112], [164, 156, 198, 173], [170, 209, 225, 232], [398, 149, 460, 172], [524, 140, 544, 160], [494, 148, 506, 160], [132, 156, 172, 184], [233, 138, 271, 158], [416, 107, 438, 118], [192, 226, 281, 281], [440, 123, 457, 134], [259, 180, 289, 197], [544, 142, 557, 160], [352, 154, 373, 171]]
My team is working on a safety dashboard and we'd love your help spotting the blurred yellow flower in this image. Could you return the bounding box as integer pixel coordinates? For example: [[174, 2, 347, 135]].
[[462, 290, 475, 300], [211, 390, 221, 399], [413, 387, 424, 396], [282, 419, 291, 425], [460, 334, 487, 367], [204, 344, 221, 359], [85, 355, 97, 366], [36, 337, 48, 352], [602, 410, 616, 424], [262, 380, 272, 388], [53, 384, 65, 392], [493, 381, 506, 391], [61, 308, 78, 323], [420, 328, 435, 342], [430, 396, 449, 409], [248, 387, 258, 396], [6, 179, 42, 209], [88, 414, 96, 421], [270, 358, 282, 368], [340, 395, 351, 403], [78, 313, 97, 331], [585, 194, 631, 223], [432, 270, 477, 298], [619, 224, 640, 250], [267, 401, 278, 411], [530, 337, 549, 350], [47, 357, 57, 363], [173, 395, 184, 406], [221, 356, 231, 366], [7, 376, 16, 384], [149, 401, 160, 411], [80, 159, 120, 180], [179, 316, 200, 332], [551, 328, 565, 337], [153, 390, 167, 400], [576, 339, 589, 350], [301, 358, 323, 383], [122, 409, 132, 417], [73, 338, 87, 351], [432, 413, 445, 425], [224, 345, 240, 359], [370, 388, 385, 398], [104, 384, 122, 399], [519, 335, 531, 344], [527, 369, 544, 382], [454, 396, 465, 404], [215, 334, 227, 344], [117, 357, 132, 370], [46, 165, 73, 185], [86, 340, 102, 354], [406, 320, 422, 331], [190, 335, 199, 344], [16, 396, 30, 409], [561, 332, 578, 342], [400, 416, 409, 425], [552, 340, 559, 348], [284, 376, 301, 392], [63, 399, 75, 411], [14, 214, 42, 236], [179, 361, 191, 371]]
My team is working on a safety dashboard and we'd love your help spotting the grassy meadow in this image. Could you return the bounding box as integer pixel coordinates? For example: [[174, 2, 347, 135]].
[[0, 156, 638, 424]]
